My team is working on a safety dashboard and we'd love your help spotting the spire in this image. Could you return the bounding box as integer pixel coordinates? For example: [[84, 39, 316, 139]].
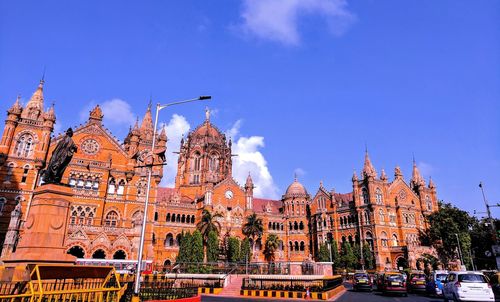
[[428, 177, 436, 189], [21, 80, 45, 120], [245, 172, 254, 188], [158, 125, 167, 141], [140, 104, 153, 136], [394, 166, 403, 179], [352, 170, 358, 182], [380, 168, 388, 181], [362, 149, 377, 179], [8, 94, 23, 114], [44, 102, 56, 121], [89, 104, 104, 122], [411, 157, 425, 187]]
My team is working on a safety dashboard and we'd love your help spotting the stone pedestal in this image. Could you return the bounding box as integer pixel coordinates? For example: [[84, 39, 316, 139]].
[[4, 184, 75, 264], [316, 262, 333, 276]]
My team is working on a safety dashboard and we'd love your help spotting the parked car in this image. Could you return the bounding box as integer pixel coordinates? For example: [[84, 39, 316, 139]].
[[488, 272, 500, 301], [380, 272, 408, 296], [407, 272, 427, 293], [353, 272, 373, 291], [443, 271, 494, 302], [426, 270, 448, 296]]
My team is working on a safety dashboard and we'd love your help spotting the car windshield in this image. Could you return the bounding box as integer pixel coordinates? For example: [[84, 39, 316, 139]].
[[436, 274, 448, 281], [411, 274, 426, 280], [458, 274, 487, 283], [386, 274, 404, 282], [355, 274, 368, 279]]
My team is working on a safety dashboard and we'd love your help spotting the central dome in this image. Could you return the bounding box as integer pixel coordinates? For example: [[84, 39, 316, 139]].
[[285, 178, 307, 196]]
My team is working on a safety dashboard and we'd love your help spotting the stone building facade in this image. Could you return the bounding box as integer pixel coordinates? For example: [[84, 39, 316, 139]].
[[0, 81, 438, 271]]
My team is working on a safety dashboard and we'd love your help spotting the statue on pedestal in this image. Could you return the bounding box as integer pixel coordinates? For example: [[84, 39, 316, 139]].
[[42, 128, 77, 184]]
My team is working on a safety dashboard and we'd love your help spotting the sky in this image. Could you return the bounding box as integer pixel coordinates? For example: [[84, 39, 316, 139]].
[[0, 0, 499, 218]]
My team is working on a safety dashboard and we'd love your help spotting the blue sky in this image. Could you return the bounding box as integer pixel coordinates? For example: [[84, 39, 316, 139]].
[[1, 0, 499, 217]]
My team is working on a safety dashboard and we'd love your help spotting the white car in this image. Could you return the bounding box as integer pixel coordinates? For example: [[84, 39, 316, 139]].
[[443, 271, 494, 302]]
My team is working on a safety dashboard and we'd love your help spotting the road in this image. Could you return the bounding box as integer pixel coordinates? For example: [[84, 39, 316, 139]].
[[201, 283, 444, 302], [337, 283, 442, 302]]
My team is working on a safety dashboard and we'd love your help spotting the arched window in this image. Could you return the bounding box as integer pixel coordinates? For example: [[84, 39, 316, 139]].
[[117, 180, 125, 195], [132, 211, 143, 228], [152, 233, 156, 244], [108, 178, 116, 194], [113, 250, 126, 260], [364, 211, 370, 224], [193, 152, 201, 171], [15, 133, 34, 158], [289, 241, 293, 251], [209, 154, 218, 171], [375, 188, 383, 204], [294, 241, 299, 251], [379, 209, 385, 224], [92, 249, 106, 259], [137, 180, 146, 196], [300, 241, 305, 251], [380, 231, 388, 247], [105, 210, 119, 227], [93, 178, 100, 190], [294, 221, 298, 230], [191, 215, 195, 224], [4, 163, 14, 182], [85, 177, 93, 189], [77, 176, 84, 188], [362, 187, 369, 204], [165, 233, 174, 247], [69, 175, 77, 187], [154, 212, 158, 221], [67, 246, 85, 258], [392, 234, 398, 247], [181, 214, 186, 223], [299, 221, 304, 230], [21, 165, 29, 183], [166, 213, 171, 222], [425, 195, 432, 211]]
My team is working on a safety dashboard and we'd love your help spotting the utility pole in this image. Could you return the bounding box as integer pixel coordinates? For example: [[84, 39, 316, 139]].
[[455, 233, 465, 270], [479, 182, 500, 270]]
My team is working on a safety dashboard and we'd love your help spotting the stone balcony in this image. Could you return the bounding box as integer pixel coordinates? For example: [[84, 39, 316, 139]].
[[68, 224, 140, 236]]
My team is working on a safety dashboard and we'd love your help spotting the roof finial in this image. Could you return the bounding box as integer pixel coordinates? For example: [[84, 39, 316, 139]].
[[205, 106, 210, 122], [294, 172, 298, 181], [41, 66, 46, 84]]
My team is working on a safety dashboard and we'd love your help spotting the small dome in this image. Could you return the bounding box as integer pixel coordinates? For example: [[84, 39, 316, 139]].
[[285, 178, 307, 196]]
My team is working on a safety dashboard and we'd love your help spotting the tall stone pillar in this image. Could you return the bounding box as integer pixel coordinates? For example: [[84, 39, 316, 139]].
[[4, 184, 75, 263]]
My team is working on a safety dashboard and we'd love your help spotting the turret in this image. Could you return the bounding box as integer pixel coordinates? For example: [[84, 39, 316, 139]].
[[362, 150, 377, 179], [21, 80, 45, 120], [245, 172, 254, 210], [88, 104, 103, 125], [394, 166, 403, 180], [380, 168, 388, 182], [140, 103, 154, 141], [410, 158, 426, 190]]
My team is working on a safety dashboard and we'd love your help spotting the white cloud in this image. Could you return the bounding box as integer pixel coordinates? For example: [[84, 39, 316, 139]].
[[159, 116, 279, 199], [294, 167, 306, 178], [228, 121, 280, 199], [161, 114, 191, 187], [238, 0, 355, 45], [79, 99, 136, 127]]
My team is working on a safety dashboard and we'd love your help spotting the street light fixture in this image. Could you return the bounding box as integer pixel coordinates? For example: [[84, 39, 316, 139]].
[[133, 95, 211, 298]]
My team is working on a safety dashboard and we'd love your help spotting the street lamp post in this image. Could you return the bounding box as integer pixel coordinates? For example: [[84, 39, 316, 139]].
[[455, 233, 465, 270], [133, 96, 211, 298]]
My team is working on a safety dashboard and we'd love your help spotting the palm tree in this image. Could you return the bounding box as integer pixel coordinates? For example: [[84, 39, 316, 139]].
[[263, 234, 281, 263], [242, 213, 263, 258], [196, 208, 222, 243]]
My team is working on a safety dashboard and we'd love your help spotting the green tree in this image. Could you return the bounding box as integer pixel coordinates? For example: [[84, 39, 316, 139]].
[[240, 237, 252, 263], [340, 242, 356, 270], [330, 240, 340, 269], [227, 237, 241, 263], [196, 208, 223, 262], [318, 243, 330, 262], [242, 213, 263, 256], [470, 218, 499, 270], [423, 202, 474, 268], [191, 230, 204, 263], [352, 243, 361, 268], [362, 243, 374, 270], [207, 230, 219, 263], [176, 231, 191, 264], [263, 234, 281, 263]]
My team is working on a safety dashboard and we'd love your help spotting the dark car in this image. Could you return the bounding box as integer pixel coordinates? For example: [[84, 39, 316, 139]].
[[489, 272, 500, 301], [381, 272, 408, 296], [408, 273, 427, 293], [353, 272, 372, 291]]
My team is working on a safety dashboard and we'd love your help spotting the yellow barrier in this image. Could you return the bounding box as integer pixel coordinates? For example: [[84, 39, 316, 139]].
[[0, 264, 122, 302]]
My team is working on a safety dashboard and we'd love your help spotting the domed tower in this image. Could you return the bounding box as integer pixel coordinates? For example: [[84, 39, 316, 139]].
[[175, 108, 232, 188], [282, 177, 311, 261]]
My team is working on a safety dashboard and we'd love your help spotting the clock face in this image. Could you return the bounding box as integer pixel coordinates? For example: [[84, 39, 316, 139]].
[[81, 139, 100, 155], [225, 190, 233, 199]]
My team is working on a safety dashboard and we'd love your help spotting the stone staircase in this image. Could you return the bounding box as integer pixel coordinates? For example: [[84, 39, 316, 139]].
[[219, 274, 244, 296]]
